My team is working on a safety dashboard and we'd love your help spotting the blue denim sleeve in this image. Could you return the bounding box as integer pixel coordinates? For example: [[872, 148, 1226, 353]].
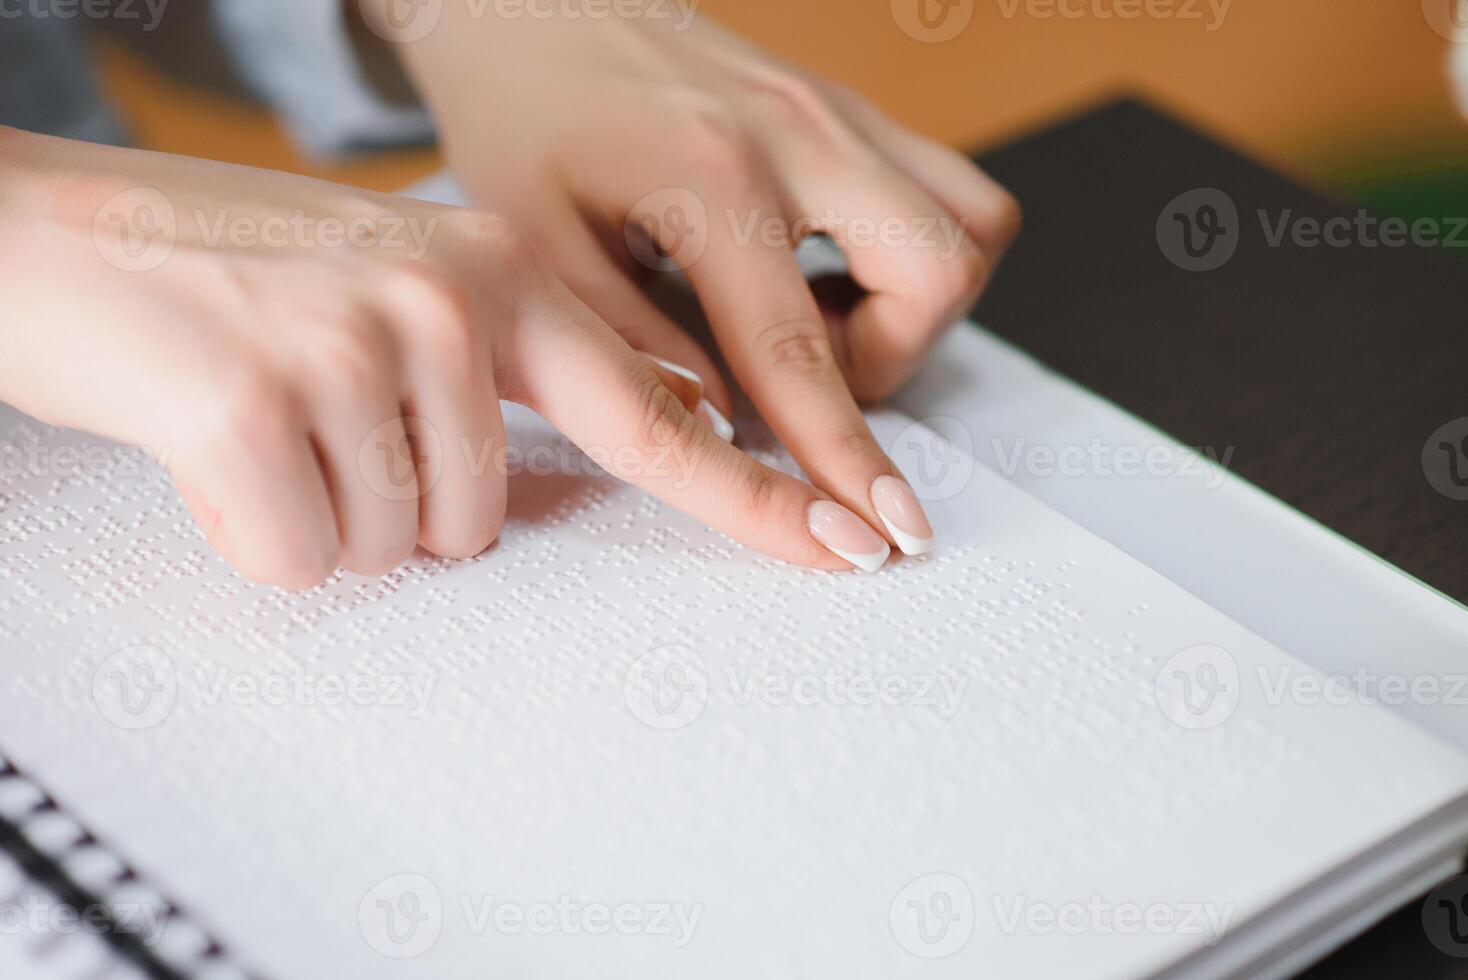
[[211, 0, 435, 158]]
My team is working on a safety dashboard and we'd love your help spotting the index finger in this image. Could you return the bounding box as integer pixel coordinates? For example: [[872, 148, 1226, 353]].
[[509, 289, 893, 572], [679, 186, 936, 558]]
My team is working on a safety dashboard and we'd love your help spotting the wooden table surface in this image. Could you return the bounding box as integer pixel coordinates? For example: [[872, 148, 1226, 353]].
[[97, 1, 1468, 194]]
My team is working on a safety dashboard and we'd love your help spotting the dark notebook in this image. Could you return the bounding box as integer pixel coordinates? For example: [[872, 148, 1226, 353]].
[[971, 97, 1468, 604]]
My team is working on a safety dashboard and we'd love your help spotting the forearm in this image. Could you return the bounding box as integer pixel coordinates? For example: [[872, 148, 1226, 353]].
[[0, 126, 75, 285], [0, 128, 100, 422], [0, 125, 154, 225], [0, 152, 86, 426]]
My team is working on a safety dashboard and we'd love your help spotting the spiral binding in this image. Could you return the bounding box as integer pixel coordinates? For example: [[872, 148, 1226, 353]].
[[0, 754, 261, 980]]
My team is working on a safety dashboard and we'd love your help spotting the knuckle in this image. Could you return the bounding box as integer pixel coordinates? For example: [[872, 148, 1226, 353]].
[[985, 187, 1024, 248], [308, 319, 391, 402], [382, 262, 471, 324], [933, 239, 990, 307], [382, 263, 479, 363], [450, 209, 539, 272], [208, 362, 300, 451], [751, 71, 843, 134], [456, 210, 538, 275], [676, 104, 759, 182], [632, 370, 699, 451], [491, 227, 537, 272], [832, 420, 882, 458], [739, 462, 783, 518], [451, 209, 517, 251], [751, 316, 837, 378]]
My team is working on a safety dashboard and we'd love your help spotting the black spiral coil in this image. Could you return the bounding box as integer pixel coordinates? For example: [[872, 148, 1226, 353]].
[[0, 754, 261, 980]]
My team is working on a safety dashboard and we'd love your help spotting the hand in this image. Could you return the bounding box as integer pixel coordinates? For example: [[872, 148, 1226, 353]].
[[374, 2, 1021, 558], [0, 128, 903, 587]]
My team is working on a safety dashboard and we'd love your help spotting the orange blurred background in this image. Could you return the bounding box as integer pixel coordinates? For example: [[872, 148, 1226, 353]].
[[97, 1, 1468, 205]]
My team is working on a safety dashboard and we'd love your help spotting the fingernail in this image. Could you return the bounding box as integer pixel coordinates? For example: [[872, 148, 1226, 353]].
[[699, 400, 736, 442], [870, 474, 935, 556], [807, 500, 890, 573], [649, 356, 703, 388]]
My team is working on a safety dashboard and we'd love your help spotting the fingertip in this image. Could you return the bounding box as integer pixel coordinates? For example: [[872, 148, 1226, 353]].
[[870, 473, 936, 557], [644, 348, 735, 419], [339, 532, 417, 579], [253, 550, 338, 592], [699, 400, 736, 443], [647, 356, 706, 413], [419, 508, 504, 562], [970, 174, 1024, 257], [806, 499, 892, 573]]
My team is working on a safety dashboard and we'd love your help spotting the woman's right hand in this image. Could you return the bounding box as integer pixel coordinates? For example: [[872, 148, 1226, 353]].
[[0, 128, 903, 588]]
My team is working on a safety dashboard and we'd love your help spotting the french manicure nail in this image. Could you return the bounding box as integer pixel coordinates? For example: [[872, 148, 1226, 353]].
[[649, 357, 703, 388], [870, 474, 935, 556], [699, 400, 736, 442], [807, 500, 890, 573]]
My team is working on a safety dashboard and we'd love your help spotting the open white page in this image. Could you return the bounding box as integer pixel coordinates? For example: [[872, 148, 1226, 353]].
[[773, 200, 1468, 756], [1, 401, 1466, 980], [897, 326, 1468, 752], [410, 172, 1468, 751]]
